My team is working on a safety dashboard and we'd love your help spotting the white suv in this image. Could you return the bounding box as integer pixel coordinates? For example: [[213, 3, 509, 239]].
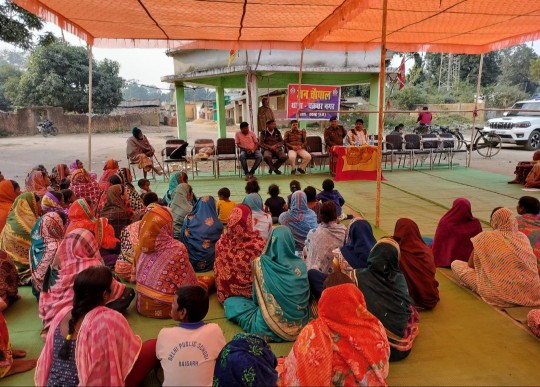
[[484, 99, 540, 150]]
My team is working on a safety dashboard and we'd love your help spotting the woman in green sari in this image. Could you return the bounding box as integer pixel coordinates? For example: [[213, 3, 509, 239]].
[[224, 226, 310, 342]]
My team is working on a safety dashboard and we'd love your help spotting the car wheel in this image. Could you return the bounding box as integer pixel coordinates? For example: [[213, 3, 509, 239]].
[[526, 130, 540, 151]]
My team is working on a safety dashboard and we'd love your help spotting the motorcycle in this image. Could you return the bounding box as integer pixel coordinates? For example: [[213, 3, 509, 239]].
[[37, 120, 58, 137]]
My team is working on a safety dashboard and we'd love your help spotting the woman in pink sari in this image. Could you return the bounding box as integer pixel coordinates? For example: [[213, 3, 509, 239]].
[[25, 171, 50, 197], [69, 169, 103, 212], [38, 228, 134, 336], [35, 266, 157, 387], [431, 198, 483, 267], [135, 206, 198, 318]]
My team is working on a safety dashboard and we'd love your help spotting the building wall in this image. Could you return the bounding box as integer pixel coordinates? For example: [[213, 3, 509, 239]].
[[0, 107, 148, 137]]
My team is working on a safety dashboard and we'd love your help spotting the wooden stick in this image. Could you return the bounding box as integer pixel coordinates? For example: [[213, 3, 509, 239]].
[[468, 53, 484, 167]]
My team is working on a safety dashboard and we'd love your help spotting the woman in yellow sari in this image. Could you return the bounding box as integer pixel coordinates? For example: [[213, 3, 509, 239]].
[[135, 206, 198, 318], [0, 193, 40, 284]]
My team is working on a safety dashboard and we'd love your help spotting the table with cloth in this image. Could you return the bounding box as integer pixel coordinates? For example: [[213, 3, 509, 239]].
[[330, 145, 383, 181]]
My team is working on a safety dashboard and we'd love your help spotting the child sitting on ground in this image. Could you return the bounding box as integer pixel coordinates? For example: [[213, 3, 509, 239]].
[[60, 189, 76, 207], [245, 178, 260, 194], [287, 180, 301, 208], [304, 186, 321, 223], [156, 285, 226, 387], [216, 187, 236, 225], [138, 178, 151, 196], [265, 184, 287, 224], [316, 179, 347, 220]]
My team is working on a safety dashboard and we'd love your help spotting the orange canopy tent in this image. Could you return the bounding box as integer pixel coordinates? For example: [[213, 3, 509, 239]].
[[14, 0, 540, 226], [13, 0, 540, 53]]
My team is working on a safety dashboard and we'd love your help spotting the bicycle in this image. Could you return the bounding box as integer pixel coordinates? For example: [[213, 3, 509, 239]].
[[462, 126, 502, 158], [431, 125, 465, 149]]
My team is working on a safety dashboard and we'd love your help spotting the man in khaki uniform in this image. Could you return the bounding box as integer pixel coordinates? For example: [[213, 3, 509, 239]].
[[284, 120, 311, 174], [257, 97, 275, 133]]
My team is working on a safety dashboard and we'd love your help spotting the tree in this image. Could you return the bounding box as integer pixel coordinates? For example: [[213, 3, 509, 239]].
[[484, 84, 528, 108], [391, 84, 428, 110], [0, 63, 22, 111], [0, 48, 27, 69], [498, 45, 538, 94], [17, 40, 124, 114], [0, 0, 43, 49], [530, 58, 540, 84], [406, 53, 425, 86]]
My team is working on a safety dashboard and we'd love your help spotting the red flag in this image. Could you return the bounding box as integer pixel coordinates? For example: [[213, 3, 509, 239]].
[[228, 50, 237, 67], [398, 56, 406, 90]]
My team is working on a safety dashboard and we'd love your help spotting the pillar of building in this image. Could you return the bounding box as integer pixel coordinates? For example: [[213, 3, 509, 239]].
[[175, 84, 187, 140], [216, 86, 227, 138], [245, 71, 258, 132], [369, 74, 380, 135]]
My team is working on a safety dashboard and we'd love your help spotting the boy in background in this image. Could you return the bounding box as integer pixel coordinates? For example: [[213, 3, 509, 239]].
[[316, 179, 347, 220], [156, 285, 226, 387], [264, 184, 287, 223], [138, 178, 151, 196], [216, 187, 236, 225]]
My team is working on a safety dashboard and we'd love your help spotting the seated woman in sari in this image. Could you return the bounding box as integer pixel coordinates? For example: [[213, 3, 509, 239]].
[[99, 185, 133, 240], [508, 150, 540, 184], [214, 204, 266, 304], [242, 193, 272, 241], [41, 191, 66, 214], [0, 311, 37, 378], [39, 229, 134, 336], [0, 192, 40, 285], [30, 212, 67, 299], [126, 127, 163, 179], [334, 217, 377, 273], [393, 218, 439, 309], [431, 198, 483, 267], [279, 191, 317, 252], [69, 168, 103, 212], [36, 266, 157, 387], [352, 238, 419, 361], [49, 164, 69, 191], [516, 196, 540, 261], [180, 196, 223, 272], [25, 170, 50, 197], [0, 180, 20, 234], [278, 273, 390, 386], [164, 171, 189, 205], [224, 227, 310, 342], [98, 159, 119, 189], [213, 333, 278, 387], [170, 183, 193, 239], [135, 206, 198, 318], [452, 207, 540, 307], [116, 168, 146, 216]]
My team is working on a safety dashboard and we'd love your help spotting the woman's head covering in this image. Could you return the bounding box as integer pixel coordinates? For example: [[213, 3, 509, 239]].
[[242, 193, 264, 213], [354, 238, 413, 337], [164, 172, 188, 204], [137, 206, 173, 255], [0, 180, 17, 233], [170, 183, 193, 236], [278, 191, 317, 250], [431, 198, 483, 266], [180, 196, 223, 272], [65, 199, 118, 249], [99, 160, 119, 184], [25, 170, 48, 196], [41, 191, 63, 213], [491, 207, 517, 231], [70, 168, 91, 184], [339, 218, 377, 269], [213, 333, 277, 387], [279, 283, 389, 386], [116, 168, 132, 184], [101, 185, 129, 213], [69, 160, 81, 174], [393, 218, 439, 309]]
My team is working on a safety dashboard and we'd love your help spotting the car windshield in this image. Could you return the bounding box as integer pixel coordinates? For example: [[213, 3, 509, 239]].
[[507, 102, 540, 117]]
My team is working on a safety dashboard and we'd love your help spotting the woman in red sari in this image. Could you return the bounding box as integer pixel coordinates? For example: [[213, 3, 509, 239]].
[[393, 218, 439, 309], [98, 159, 119, 189], [69, 169, 103, 212], [278, 273, 390, 386], [431, 198, 483, 267], [214, 204, 266, 304]]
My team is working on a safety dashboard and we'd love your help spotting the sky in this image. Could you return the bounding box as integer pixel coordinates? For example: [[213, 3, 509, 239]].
[[4, 22, 540, 90]]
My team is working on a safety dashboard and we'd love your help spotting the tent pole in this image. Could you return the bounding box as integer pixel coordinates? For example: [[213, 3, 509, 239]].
[[87, 44, 93, 172], [375, 0, 388, 228], [468, 53, 484, 167], [296, 49, 305, 119]]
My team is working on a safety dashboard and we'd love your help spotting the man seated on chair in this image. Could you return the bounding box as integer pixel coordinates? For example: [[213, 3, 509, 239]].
[[126, 127, 163, 179], [259, 119, 287, 175], [284, 120, 311, 175], [235, 121, 262, 180], [324, 115, 346, 149]]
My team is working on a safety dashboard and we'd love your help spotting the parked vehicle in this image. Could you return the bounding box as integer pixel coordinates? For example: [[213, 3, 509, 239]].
[[37, 120, 58, 137], [484, 99, 540, 150]]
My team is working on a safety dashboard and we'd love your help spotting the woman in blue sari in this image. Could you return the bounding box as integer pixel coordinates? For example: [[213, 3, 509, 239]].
[[180, 195, 223, 272], [278, 191, 317, 251], [224, 227, 310, 342]]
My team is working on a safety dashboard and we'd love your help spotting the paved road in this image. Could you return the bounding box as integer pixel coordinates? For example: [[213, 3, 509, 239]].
[[0, 122, 535, 182]]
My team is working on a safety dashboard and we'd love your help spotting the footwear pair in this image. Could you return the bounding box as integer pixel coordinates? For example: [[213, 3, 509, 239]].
[[269, 168, 282, 175], [293, 168, 305, 175]]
